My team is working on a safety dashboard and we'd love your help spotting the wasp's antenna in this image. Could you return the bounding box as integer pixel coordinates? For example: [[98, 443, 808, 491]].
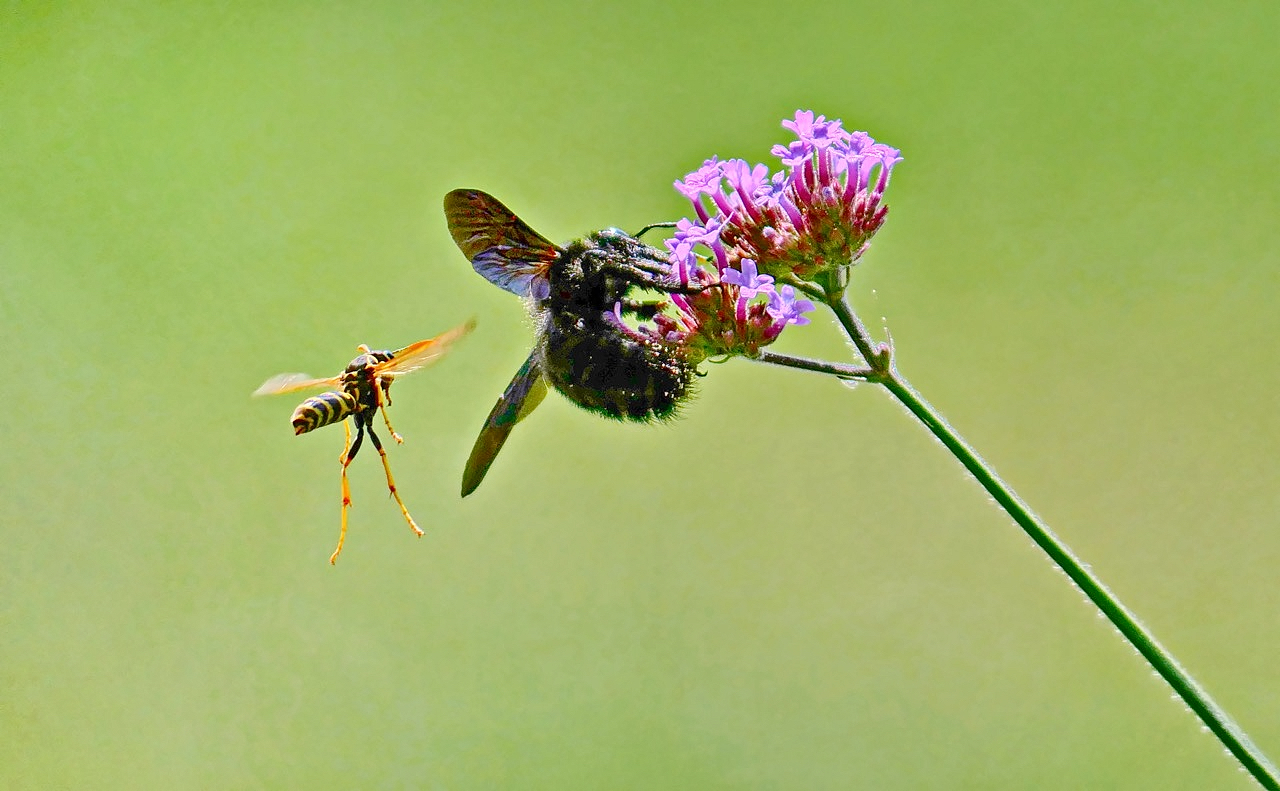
[[633, 221, 677, 239]]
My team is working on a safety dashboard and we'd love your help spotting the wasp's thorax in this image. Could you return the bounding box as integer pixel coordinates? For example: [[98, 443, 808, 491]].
[[344, 349, 393, 373], [291, 350, 394, 436]]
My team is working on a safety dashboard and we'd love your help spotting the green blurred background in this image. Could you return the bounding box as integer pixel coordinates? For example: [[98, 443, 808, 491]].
[[3, 1, 1277, 788]]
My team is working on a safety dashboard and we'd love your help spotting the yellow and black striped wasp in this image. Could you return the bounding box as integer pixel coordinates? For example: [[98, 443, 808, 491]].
[[254, 319, 474, 563]]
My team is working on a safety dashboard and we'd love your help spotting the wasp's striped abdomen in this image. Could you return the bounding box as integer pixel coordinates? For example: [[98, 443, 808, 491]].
[[292, 389, 360, 435]]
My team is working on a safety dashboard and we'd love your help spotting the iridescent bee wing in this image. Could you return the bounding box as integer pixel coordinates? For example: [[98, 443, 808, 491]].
[[461, 351, 549, 497], [252, 372, 342, 397], [443, 189, 560, 300], [375, 318, 477, 378]]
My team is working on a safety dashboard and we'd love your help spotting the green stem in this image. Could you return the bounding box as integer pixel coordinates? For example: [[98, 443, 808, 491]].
[[753, 349, 875, 381], [822, 291, 1279, 789]]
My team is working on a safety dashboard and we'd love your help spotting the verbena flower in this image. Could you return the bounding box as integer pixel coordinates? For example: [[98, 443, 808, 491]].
[[766, 284, 814, 326], [721, 259, 773, 297], [649, 110, 898, 359], [674, 110, 900, 284]]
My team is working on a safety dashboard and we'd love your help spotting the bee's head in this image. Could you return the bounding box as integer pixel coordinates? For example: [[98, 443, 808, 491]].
[[587, 227, 669, 267], [590, 226, 638, 249]]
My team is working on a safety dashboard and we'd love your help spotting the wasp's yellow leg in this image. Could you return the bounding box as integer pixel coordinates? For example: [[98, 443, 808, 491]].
[[374, 379, 404, 444], [366, 428, 422, 537], [330, 420, 356, 565]]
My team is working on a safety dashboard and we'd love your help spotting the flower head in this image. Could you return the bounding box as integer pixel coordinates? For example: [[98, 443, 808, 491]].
[[674, 109, 901, 287], [651, 110, 900, 359]]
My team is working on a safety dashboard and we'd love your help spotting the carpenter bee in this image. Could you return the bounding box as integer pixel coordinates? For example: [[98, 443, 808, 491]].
[[444, 189, 695, 496], [254, 319, 474, 562]]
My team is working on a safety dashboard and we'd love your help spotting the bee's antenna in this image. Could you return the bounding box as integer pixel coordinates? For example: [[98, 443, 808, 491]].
[[633, 221, 677, 239]]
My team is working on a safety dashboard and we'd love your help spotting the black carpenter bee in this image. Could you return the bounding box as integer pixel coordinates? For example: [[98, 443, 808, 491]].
[[444, 189, 696, 496]]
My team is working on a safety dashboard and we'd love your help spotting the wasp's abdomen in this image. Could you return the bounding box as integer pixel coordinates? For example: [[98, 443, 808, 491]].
[[292, 390, 360, 435], [540, 312, 694, 421]]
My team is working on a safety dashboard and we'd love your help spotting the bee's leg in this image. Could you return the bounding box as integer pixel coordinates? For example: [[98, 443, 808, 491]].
[[638, 266, 708, 296], [373, 378, 403, 444], [626, 254, 688, 281], [606, 259, 670, 284], [619, 299, 666, 320], [608, 258, 707, 296], [331, 419, 365, 565], [630, 259, 675, 278], [366, 426, 423, 538]]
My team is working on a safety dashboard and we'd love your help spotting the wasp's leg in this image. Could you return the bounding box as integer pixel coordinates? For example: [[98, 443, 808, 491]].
[[331, 419, 365, 565], [373, 378, 404, 444], [366, 426, 423, 538]]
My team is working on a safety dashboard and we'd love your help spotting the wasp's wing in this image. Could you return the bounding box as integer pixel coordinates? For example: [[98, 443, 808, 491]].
[[444, 189, 560, 300], [461, 352, 548, 497], [376, 318, 477, 378], [252, 373, 342, 397]]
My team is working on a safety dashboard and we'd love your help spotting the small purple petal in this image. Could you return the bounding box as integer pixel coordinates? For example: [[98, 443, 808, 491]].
[[767, 172, 806, 228], [722, 159, 771, 197], [670, 291, 694, 316], [810, 119, 847, 151], [782, 110, 816, 138], [870, 143, 902, 166], [766, 285, 815, 326], [870, 145, 904, 193], [783, 109, 848, 151], [771, 140, 812, 169], [674, 157, 724, 201], [674, 216, 724, 247], [841, 131, 873, 156], [754, 172, 789, 208], [721, 259, 775, 297], [664, 237, 700, 285], [722, 159, 771, 222]]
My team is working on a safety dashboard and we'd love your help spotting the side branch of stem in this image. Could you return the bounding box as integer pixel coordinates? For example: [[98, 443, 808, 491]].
[[753, 350, 876, 381]]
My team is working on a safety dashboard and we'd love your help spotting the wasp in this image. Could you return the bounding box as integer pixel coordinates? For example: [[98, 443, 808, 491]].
[[254, 319, 474, 563], [443, 189, 696, 497]]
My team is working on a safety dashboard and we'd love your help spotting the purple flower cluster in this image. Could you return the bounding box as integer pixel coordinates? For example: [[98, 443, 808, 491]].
[[643, 257, 815, 360], [649, 110, 902, 360]]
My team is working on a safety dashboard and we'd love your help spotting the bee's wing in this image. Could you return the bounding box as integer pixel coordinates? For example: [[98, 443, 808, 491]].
[[375, 318, 477, 378], [252, 373, 342, 397], [444, 189, 560, 300], [461, 351, 548, 497]]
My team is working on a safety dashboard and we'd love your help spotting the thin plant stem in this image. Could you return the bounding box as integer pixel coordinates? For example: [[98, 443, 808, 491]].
[[753, 349, 875, 381], [820, 290, 1280, 789]]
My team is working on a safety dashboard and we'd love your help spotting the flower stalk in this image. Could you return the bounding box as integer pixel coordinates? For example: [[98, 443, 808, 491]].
[[752, 348, 875, 381], [815, 289, 1280, 791], [664, 109, 1279, 788]]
